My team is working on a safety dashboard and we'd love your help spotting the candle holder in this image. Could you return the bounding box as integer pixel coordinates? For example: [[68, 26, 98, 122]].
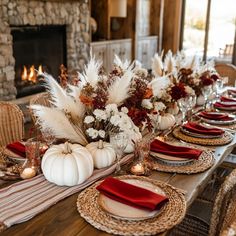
[[20, 137, 41, 179], [130, 162, 146, 176], [130, 135, 153, 176]]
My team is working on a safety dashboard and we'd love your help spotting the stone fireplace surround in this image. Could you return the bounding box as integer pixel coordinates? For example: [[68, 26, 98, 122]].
[[0, 0, 90, 101]]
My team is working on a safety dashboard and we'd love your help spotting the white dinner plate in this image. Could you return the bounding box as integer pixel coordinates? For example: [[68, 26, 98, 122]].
[[97, 179, 167, 221], [180, 126, 224, 139], [197, 112, 236, 125], [150, 151, 194, 166], [214, 102, 236, 111], [3, 148, 25, 163]]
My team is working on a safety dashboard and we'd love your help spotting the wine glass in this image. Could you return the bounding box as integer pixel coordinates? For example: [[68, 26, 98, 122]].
[[202, 85, 212, 110], [177, 97, 190, 123], [109, 132, 128, 174], [187, 94, 197, 119], [215, 79, 224, 98]]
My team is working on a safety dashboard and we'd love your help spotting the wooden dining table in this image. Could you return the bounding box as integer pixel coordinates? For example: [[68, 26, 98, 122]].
[[1, 134, 236, 236]]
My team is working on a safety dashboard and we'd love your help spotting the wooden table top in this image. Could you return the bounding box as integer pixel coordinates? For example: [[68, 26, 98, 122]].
[[1, 135, 236, 236]]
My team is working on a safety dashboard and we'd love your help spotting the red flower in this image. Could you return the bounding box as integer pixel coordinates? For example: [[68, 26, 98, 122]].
[[128, 107, 150, 127], [143, 88, 153, 99], [211, 74, 219, 81], [170, 83, 187, 101], [79, 94, 93, 107], [200, 75, 214, 86]]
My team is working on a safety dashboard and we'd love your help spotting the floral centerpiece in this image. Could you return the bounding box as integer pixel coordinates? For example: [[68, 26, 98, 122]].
[[31, 55, 142, 153], [151, 50, 222, 108]]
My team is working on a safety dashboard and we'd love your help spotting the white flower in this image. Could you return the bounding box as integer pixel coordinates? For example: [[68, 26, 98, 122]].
[[141, 99, 153, 109], [105, 104, 118, 116], [121, 107, 128, 114], [154, 102, 166, 112], [86, 128, 99, 139], [162, 90, 172, 102], [110, 114, 120, 126], [134, 68, 148, 77], [98, 130, 105, 138], [84, 115, 95, 124], [119, 116, 132, 131], [185, 85, 195, 95], [193, 77, 200, 86], [93, 109, 107, 121]]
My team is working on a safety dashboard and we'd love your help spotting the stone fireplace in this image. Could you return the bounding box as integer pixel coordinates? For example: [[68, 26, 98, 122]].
[[0, 0, 90, 101], [13, 25, 67, 98]]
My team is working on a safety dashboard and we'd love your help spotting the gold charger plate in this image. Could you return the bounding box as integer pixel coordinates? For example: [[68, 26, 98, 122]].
[[173, 127, 233, 146]]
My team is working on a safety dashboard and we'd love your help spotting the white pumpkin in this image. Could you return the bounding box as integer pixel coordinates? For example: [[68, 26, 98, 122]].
[[86, 140, 116, 169], [158, 113, 176, 130], [196, 95, 205, 106], [167, 102, 179, 115], [124, 131, 142, 153], [42, 142, 94, 186]]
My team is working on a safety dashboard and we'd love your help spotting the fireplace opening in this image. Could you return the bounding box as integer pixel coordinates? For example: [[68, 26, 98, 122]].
[[11, 25, 67, 98]]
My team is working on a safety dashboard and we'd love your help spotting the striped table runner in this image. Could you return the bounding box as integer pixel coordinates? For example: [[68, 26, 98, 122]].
[[0, 154, 133, 232]]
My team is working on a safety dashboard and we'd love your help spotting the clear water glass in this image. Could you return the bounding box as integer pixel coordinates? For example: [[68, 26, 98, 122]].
[[215, 80, 224, 98], [177, 97, 190, 123], [109, 132, 128, 174], [187, 95, 197, 119], [202, 85, 212, 109]]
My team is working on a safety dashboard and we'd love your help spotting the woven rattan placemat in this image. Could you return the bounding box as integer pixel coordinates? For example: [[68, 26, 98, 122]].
[[173, 127, 233, 146], [77, 175, 186, 236], [150, 150, 215, 174]]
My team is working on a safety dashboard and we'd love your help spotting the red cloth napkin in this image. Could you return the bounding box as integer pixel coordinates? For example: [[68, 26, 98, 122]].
[[6, 141, 26, 157], [214, 102, 236, 109], [220, 96, 236, 103], [96, 177, 169, 211], [199, 111, 234, 121], [183, 122, 224, 136], [150, 139, 202, 160]]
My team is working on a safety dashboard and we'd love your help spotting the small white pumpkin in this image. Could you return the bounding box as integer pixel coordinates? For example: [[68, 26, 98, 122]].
[[124, 131, 142, 153], [196, 95, 205, 106], [86, 140, 116, 169], [42, 142, 94, 186], [167, 102, 179, 115], [158, 113, 176, 130]]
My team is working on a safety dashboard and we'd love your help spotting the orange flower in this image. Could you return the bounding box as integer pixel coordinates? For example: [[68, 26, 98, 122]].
[[144, 88, 153, 99], [79, 94, 93, 107]]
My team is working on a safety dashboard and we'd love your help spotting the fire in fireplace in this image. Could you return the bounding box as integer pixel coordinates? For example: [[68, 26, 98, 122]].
[[18, 65, 44, 89], [11, 25, 67, 98]]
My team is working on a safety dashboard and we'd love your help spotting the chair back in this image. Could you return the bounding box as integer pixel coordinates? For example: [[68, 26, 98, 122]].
[[215, 63, 236, 86], [0, 102, 24, 147], [209, 169, 236, 236], [220, 220, 236, 236], [29, 92, 51, 124]]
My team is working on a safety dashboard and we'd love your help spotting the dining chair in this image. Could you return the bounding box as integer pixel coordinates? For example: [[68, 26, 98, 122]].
[[29, 92, 51, 124], [220, 220, 236, 236], [215, 63, 236, 86], [169, 168, 236, 236], [0, 102, 24, 147]]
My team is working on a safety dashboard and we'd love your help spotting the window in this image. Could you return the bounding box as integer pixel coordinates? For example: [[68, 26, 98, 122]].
[[181, 0, 236, 64]]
